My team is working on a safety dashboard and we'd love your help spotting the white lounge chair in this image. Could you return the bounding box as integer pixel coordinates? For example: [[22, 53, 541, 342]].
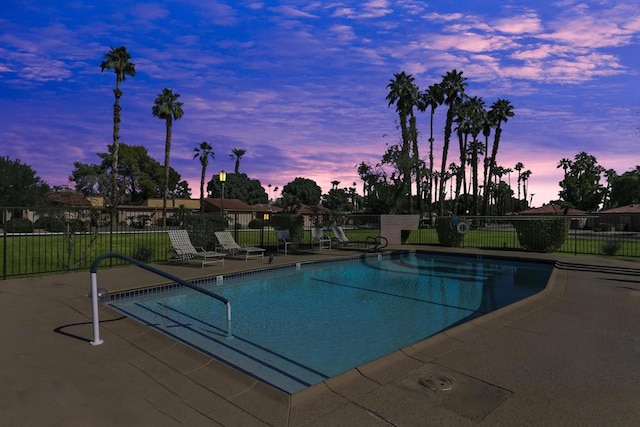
[[311, 227, 331, 250], [214, 231, 265, 260], [276, 229, 294, 254], [168, 230, 225, 267], [331, 226, 388, 252]]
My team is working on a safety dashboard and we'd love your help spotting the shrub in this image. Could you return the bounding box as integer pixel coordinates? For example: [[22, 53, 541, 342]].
[[435, 216, 465, 247], [247, 219, 265, 229], [270, 214, 305, 244], [513, 218, 569, 252], [132, 245, 154, 263], [182, 212, 227, 250], [601, 239, 621, 256], [35, 216, 87, 232], [5, 218, 34, 233]]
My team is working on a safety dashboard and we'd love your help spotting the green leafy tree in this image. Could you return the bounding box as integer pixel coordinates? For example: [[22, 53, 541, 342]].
[[321, 187, 351, 211], [70, 143, 190, 204], [152, 88, 184, 228], [193, 141, 215, 212], [68, 162, 108, 196], [207, 173, 267, 205], [558, 152, 605, 211], [608, 168, 640, 207], [281, 177, 322, 208], [0, 156, 50, 208], [100, 46, 136, 207], [229, 148, 246, 174]]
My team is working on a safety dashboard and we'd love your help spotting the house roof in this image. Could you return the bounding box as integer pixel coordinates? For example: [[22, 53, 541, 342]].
[[250, 203, 283, 213], [46, 191, 91, 207], [203, 198, 255, 212], [518, 203, 586, 215], [599, 204, 640, 214]]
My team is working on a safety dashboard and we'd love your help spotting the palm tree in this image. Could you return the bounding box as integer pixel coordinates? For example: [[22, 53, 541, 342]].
[[515, 162, 524, 210], [484, 100, 515, 201], [438, 69, 467, 215], [419, 83, 444, 219], [357, 161, 372, 197], [100, 46, 136, 207], [152, 88, 184, 228], [229, 148, 246, 174], [386, 71, 420, 212], [521, 169, 532, 209], [193, 141, 215, 212]]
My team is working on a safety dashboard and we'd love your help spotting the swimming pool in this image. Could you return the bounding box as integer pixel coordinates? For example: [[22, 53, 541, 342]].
[[109, 252, 553, 393]]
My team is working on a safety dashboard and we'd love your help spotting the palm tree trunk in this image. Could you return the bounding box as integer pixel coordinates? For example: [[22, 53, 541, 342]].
[[439, 109, 454, 215], [200, 164, 206, 212], [162, 118, 172, 229]]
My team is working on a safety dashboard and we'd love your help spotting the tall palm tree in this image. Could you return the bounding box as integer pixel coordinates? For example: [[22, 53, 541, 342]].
[[386, 71, 420, 212], [521, 169, 532, 209], [438, 69, 467, 215], [100, 46, 136, 208], [419, 83, 444, 219], [193, 141, 215, 212], [515, 162, 524, 210], [152, 88, 184, 228], [229, 148, 246, 174], [483, 99, 514, 213]]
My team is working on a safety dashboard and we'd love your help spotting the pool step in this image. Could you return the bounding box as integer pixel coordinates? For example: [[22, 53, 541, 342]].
[[112, 301, 329, 393]]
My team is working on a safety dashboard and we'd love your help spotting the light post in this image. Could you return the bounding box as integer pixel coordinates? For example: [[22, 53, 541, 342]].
[[219, 170, 226, 216], [260, 213, 270, 247]]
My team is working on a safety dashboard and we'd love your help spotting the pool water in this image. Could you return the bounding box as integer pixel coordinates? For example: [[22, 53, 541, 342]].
[[109, 252, 552, 393]]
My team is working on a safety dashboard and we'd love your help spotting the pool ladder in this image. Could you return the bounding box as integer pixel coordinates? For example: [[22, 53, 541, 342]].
[[88, 252, 232, 346]]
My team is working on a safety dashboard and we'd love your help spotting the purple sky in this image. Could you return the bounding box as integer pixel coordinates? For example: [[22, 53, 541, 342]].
[[1, 0, 639, 206]]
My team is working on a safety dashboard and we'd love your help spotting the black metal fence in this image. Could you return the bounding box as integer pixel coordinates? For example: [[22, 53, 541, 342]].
[[2, 207, 639, 279]]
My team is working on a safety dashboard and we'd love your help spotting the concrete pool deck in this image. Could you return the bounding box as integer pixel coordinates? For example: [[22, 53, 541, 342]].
[[2, 247, 640, 426]]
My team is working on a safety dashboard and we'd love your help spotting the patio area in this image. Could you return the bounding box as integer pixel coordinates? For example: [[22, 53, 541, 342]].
[[1, 247, 639, 426]]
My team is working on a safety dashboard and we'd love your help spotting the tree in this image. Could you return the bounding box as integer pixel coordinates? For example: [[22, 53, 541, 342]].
[[609, 168, 640, 207], [0, 156, 50, 208], [69, 162, 108, 196], [70, 143, 191, 204], [193, 141, 215, 212], [281, 177, 322, 208], [229, 148, 246, 174], [152, 88, 184, 228], [386, 71, 420, 212], [438, 69, 467, 215], [514, 162, 524, 210], [419, 83, 444, 218], [483, 99, 514, 215], [558, 152, 605, 211], [100, 46, 136, 208], [207, 173, 267, 205]]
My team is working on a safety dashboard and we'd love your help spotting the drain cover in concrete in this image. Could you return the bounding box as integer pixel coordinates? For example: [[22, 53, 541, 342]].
[[398, 363, 512, 422]]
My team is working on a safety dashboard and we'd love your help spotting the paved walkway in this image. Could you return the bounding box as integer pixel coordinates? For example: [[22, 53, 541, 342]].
[[1, 247, 640, 426]]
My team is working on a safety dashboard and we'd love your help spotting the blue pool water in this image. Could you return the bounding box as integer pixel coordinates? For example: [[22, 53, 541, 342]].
[[109, 252, 552, 393]]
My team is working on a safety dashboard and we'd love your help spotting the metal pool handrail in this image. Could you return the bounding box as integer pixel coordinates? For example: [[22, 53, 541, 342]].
[[89, 252, 231, 346]]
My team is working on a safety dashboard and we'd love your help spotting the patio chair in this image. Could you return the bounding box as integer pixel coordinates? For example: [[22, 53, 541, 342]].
[[168, 230, 225, 267], [214, 230, 265, 260], [276, 229, 295, 255], [331, 226, 388, 252], [311, 227, 331, 250]]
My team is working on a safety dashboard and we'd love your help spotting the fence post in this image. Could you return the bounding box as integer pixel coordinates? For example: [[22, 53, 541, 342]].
[[2, 209, 6, 280]]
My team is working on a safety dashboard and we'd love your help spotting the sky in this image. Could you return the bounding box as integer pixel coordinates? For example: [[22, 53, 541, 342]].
[[1, 0, 639, 207]]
